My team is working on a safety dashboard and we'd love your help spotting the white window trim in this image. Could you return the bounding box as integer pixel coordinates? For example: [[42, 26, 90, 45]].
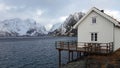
[[90, 32, 98, 42], [91, 16, 97, 24]]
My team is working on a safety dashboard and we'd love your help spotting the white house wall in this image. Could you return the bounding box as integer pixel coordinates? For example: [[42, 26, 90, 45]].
[[115, 27, 120, 50], [77, 11, 114, 43]]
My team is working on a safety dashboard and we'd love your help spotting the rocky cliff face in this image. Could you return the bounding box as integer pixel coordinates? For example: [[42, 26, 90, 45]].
[[49, 12, 85, 36]]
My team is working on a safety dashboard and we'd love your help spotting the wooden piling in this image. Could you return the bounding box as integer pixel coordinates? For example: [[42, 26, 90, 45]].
[[79, 52, 81, 57], [77, 52, 79, 59], [68, 51, 70, 63], [58, 49, 61, 68], [71, 51, 73, 61]]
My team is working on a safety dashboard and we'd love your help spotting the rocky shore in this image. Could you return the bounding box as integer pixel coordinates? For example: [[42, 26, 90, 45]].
[[62, 59, 86, 68], [62, 48, 120, 68]]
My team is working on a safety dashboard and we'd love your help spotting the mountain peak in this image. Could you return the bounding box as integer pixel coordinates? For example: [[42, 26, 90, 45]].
[[49, 12, 85, 36], [0, 18, 47, 36]]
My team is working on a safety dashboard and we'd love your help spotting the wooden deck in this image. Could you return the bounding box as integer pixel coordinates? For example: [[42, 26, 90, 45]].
[[55, 41, 114, 67], [55, 41, 113, 54]]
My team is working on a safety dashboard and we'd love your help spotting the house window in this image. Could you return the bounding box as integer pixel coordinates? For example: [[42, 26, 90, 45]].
[[92, 17, 96, 23], [91, 33, 97, 41]]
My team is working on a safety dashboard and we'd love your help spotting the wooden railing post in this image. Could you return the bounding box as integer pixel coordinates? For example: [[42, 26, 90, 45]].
[[109, 42, 113, 53], [99, 45, 101, 53], [107, 43, 108, 53], [68, 42, 70, 50], [55, 41, 57, 49], [85, 43, 88, 52], [108, 43, 110, 53], [112, 42, 114, 52], [98, 44, 100, 53], [76, 42, 77, 51]]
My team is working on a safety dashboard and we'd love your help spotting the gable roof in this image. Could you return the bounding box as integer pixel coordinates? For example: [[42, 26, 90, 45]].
[[73, 7, 120, 29]]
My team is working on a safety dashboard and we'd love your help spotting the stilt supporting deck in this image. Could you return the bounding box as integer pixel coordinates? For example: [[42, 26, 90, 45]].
[[77, 52, 79, 59], [77, 52, 81, 59], [58, 50, 61, 68], [71, 51, 73, 61], [68, 51, 74, 63], [79, 52, 81, 57], [68, 51, 70, 63]]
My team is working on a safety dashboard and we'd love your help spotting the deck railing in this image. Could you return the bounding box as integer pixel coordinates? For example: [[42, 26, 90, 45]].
[[55, 41, 113, 54]]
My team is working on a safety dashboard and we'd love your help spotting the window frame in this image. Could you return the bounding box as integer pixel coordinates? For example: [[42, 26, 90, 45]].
[[91, 32, 98, 41], [92, 17, 96, 24]]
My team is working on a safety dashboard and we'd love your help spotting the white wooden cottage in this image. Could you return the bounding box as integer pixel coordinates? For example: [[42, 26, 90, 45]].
[[73, 7, 120, 51]]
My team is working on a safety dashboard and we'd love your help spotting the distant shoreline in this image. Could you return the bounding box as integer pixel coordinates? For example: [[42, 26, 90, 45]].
[[0, 36, 76, 39], [0, 36, 45, 38], [0, 36, 76, 38]]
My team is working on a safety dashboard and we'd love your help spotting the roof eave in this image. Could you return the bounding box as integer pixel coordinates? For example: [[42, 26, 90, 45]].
[[73, 7, 120, 29], [73, 7, 95, 29]]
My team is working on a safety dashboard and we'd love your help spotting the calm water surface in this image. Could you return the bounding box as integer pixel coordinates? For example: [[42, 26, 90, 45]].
[[0, 36, 77, 68]]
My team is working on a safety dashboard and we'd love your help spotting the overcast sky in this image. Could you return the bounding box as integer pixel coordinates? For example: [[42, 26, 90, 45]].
[[0, 0, 120, 30]]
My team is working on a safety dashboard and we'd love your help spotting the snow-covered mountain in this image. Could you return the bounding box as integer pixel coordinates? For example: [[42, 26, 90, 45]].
[[49, 23, 62, 32], [0, 18, 47, 36], [49, 12, 85, 36]]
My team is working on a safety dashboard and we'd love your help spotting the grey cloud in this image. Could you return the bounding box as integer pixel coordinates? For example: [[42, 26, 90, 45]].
[[0, 0, 119, 27]]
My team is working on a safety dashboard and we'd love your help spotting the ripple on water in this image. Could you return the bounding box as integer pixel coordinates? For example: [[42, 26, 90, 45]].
[[0, 36, 77, 68]]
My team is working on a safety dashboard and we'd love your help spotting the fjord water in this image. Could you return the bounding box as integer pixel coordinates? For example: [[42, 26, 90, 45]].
[[0, 36, 76, 68]]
